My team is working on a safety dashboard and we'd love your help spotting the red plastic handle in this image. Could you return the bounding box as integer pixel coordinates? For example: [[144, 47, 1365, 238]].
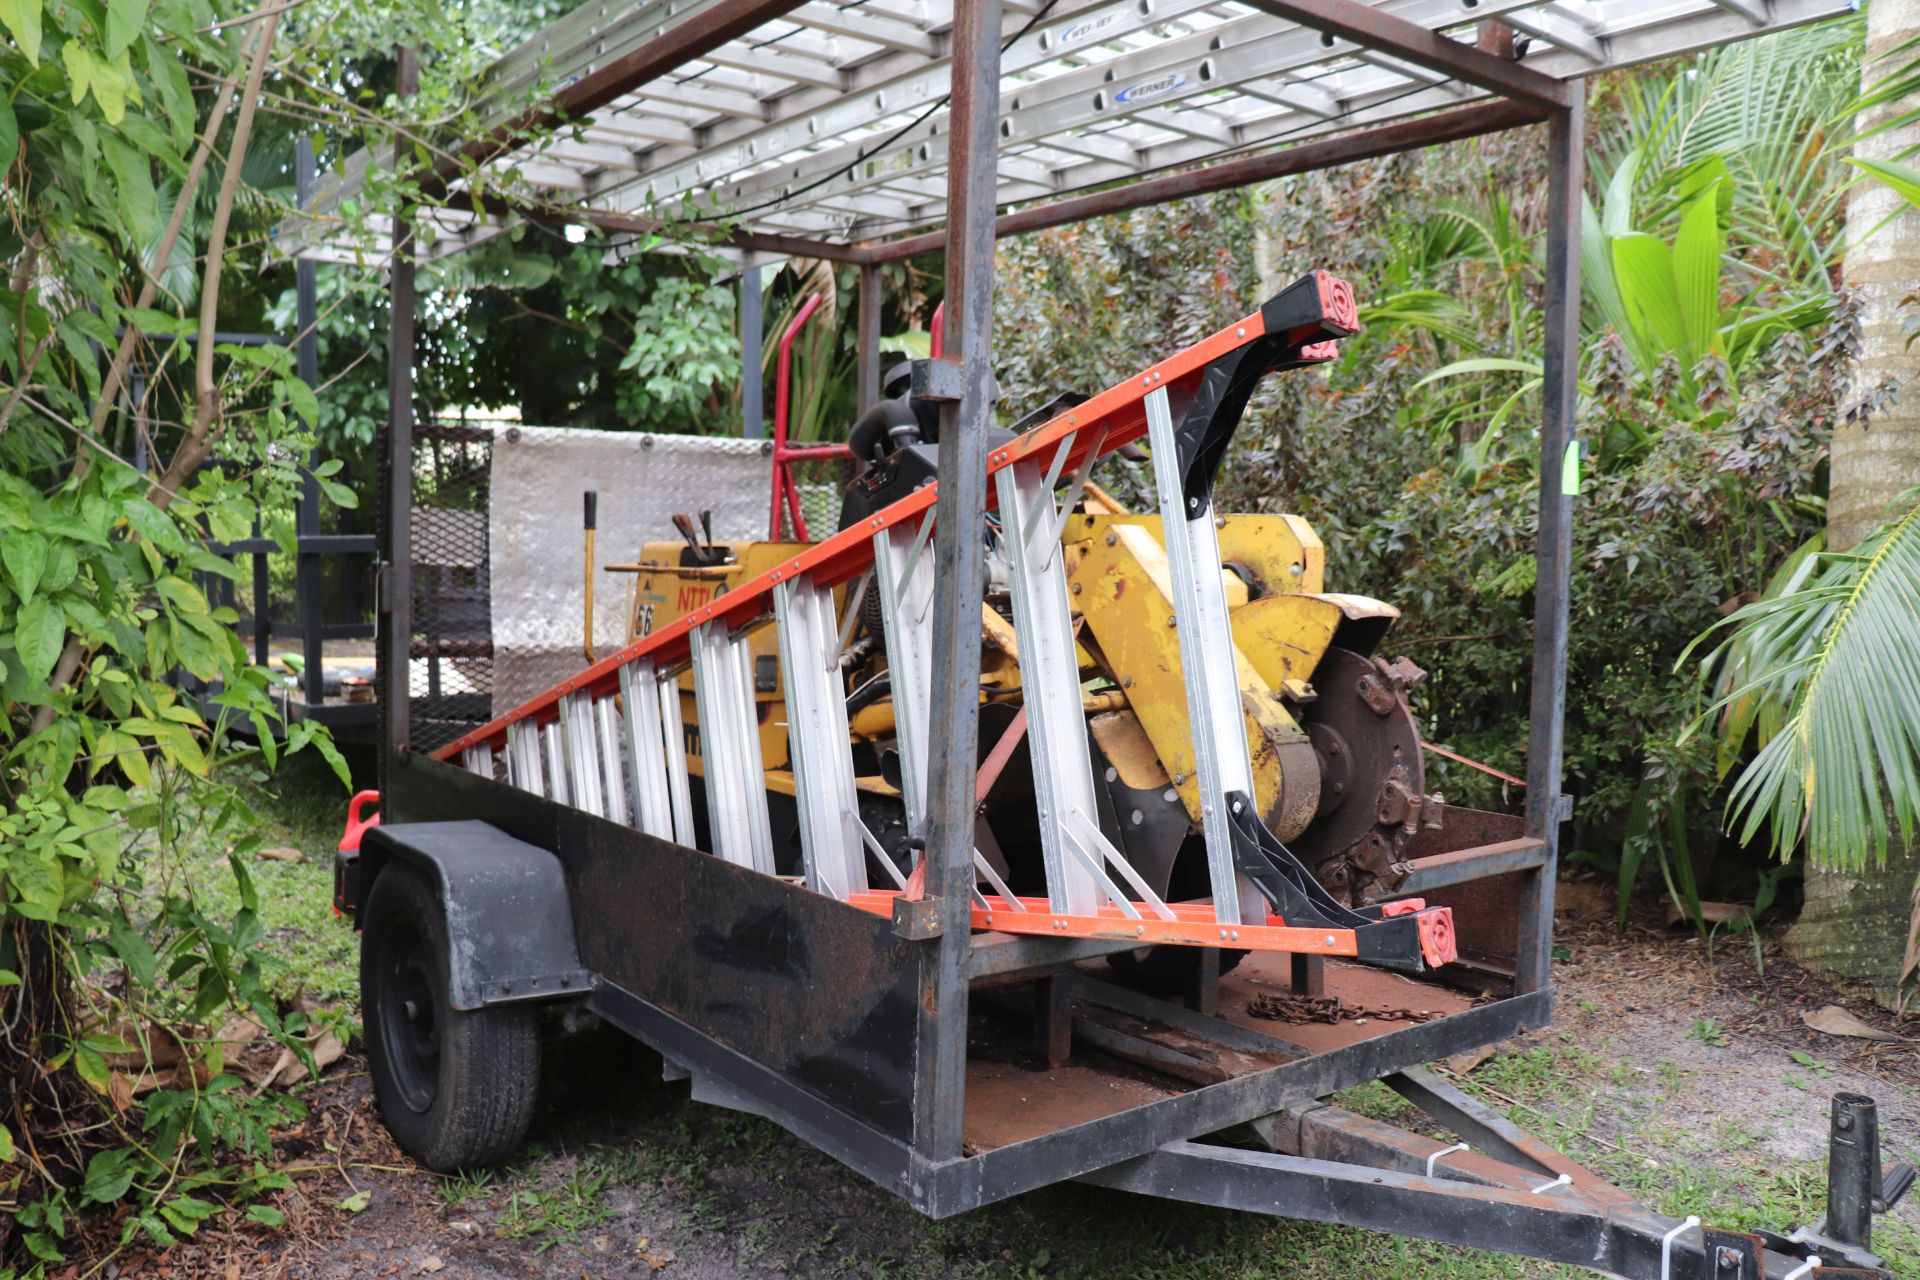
[[340, 789, 382, 853]]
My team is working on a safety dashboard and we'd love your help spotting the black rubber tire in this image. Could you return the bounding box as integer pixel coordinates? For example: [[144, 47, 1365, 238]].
[[1106, 945, 1247, 993], [360, 863, 540, 1171]]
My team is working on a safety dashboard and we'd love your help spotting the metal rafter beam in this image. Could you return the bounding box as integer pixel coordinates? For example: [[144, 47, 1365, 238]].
[[1240, 0, 1572, 110], [790, 1, 940, 54], [862, 98, 1544, 260], [417, 0, 816, 203]]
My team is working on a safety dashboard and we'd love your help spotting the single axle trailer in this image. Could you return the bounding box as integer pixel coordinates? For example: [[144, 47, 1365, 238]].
[[335, 286, 1910, 1278], [289, 0, 1913, 1270]]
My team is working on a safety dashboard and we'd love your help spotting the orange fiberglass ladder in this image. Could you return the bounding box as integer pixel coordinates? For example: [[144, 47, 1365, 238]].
[[434, 271, 1457, 975]]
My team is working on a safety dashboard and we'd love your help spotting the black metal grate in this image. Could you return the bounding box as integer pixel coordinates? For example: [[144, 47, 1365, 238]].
[[407, 423, 494, 755]]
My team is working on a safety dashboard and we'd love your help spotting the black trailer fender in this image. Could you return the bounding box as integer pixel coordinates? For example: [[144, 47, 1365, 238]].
[[355, 821, 592, 1010]]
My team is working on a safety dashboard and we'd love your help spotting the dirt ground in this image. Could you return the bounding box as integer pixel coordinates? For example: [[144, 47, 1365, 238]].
[[70, 899, 1920, 1280]]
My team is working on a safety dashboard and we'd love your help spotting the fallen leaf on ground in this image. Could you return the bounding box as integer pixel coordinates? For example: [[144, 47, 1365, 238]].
[[1555, 882, 1614, 923], [258, 845, 305, 862], [1803, 1005, 1898, 1041], [338, 1189, 372, 1213], [1446, 1043, 1496, 1075], [262, 1029, 347, 1089], [416, 1259, 444, 1274], [448, 1221, 480, 1237], [638, 1248, 677, 1271]]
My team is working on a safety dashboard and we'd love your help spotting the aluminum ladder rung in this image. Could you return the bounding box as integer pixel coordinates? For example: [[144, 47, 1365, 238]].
[[559, 691, 607, 819], [774, 574, 869, 899], [691, 619, 775, 873], [461, 741, 495, 779], [620, 657, 687, 842], [1145, 383, 1260, 925]]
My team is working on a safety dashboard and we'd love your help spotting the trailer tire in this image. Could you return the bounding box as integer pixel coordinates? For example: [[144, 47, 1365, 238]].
[[361, 863, 540, 1171]]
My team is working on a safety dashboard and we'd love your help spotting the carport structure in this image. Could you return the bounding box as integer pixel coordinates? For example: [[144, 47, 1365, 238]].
[[278, 0, 1893, 1272]]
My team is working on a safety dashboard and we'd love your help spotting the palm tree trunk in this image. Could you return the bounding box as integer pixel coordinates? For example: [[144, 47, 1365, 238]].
[[1788, 0, 1920, 1009]]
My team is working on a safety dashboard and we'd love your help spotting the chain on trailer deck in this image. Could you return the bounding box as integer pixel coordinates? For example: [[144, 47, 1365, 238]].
[[432, 270, 1454, 975]]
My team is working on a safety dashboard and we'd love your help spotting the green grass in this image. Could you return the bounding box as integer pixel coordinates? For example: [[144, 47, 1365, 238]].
[[150, 750, 363, 1005]]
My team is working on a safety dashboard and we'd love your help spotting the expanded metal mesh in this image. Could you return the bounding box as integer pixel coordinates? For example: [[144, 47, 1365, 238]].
[[408, 423, 494, 755]]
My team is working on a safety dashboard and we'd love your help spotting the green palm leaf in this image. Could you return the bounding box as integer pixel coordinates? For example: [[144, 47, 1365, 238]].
[[1687, 500, 1920, 868]]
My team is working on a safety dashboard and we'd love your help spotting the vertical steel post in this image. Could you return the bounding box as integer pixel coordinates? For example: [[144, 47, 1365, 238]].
[[741, 264, 764, 438], [913, 0, 1002, 1162], [1516, 88, 1584, 995], [384, 47, 420, 768], [295, 137, 325, 708], [857, 262, 882, 414], [1826, 1092, 1880, 1250]]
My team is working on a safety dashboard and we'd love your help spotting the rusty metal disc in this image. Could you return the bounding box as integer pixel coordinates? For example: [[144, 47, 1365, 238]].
[[1285, 646, 1424, 903]]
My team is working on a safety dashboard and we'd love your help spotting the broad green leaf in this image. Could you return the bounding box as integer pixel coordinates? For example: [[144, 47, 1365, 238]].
[[104, 0, 147, 56], [143, 37, 193, 147], [62, 39, 96, 108], [0, 92, 17, 171], [1672, 186, 1725, 365], [1601, 146, 1640, 237], [1612, 233, 1688, 361], [154, 574, 208, 615], [3, 530, 47, 602], [16, 595, 65, 685], [1580, 196, 1638, 367], [92, 52, 134, 124], [320, 479, 359, 509], [81, 1147, 137, 1203], [246, 1205, 285, 1227], [81, 1031, 136, 1055], [338, 1189, 372, 1213], [108, 924, 156, 985], [0, 1122, 14, 1162], [102, 135, 160, 244], [1848, 156, 1920, 213], [8, 849, 63, 919], [0, 0, 41, 64], [285, 374, 320, 426], [41, 541, 76, 594]]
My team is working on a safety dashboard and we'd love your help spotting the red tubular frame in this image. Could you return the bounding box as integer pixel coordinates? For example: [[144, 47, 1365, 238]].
[[769, 292, 852, 540]]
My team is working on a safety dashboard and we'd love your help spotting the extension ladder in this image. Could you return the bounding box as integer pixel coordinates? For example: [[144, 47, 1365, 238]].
[[435, 272, 1456, 974]]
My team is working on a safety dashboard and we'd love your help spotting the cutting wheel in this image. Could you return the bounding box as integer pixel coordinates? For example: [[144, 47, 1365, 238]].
[[1285, 647, 1425, 904]]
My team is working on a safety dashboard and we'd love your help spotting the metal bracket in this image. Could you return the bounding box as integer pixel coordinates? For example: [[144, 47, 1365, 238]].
[[908, 356, 999, 405], [892, 895, 944, 940]]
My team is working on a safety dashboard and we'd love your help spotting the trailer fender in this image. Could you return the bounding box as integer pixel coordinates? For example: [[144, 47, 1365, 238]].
[[358, 821, 592, 1010]]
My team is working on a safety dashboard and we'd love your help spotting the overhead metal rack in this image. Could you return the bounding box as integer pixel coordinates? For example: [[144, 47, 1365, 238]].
[[276, 0, 1848, 265]]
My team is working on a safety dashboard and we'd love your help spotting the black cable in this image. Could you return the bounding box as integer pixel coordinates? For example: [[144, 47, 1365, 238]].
[[816, 76, 1452, 240], [521, 0, 1064, 249], [658, 0, 1067, 228]]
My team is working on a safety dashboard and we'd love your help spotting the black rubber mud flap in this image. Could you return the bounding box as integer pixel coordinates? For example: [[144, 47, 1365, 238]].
[[361, 820, 592, 1009]]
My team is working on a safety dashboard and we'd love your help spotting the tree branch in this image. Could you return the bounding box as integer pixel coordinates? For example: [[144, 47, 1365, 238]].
[[75, 21, 256, 469], [147, 3, 282, 510], [30, 6, 280, 737]]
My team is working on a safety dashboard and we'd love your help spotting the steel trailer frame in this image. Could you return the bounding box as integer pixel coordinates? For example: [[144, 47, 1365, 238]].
[[339, 2, 1904, 1276]]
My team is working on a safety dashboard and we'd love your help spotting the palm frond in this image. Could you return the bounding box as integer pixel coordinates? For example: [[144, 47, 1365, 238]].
[[1694, 499, 1920, 869]]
